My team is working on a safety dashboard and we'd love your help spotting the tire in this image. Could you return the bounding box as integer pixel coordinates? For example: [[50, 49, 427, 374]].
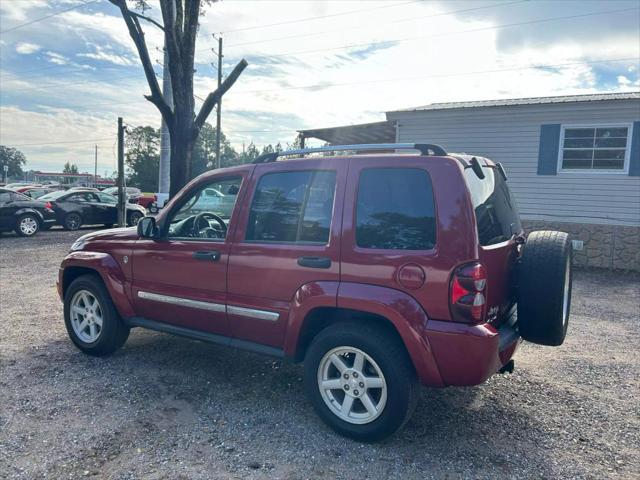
[[15, 213, 40, 237], [63, 274, 130, 356], [517, 230, 572, 346], [127, 211, 143, 227], [304, 322, 418, 442], [64, 212, 82, 231]]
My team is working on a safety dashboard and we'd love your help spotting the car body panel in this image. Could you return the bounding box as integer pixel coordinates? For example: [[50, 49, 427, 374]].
[[0, 188, 56, 231]]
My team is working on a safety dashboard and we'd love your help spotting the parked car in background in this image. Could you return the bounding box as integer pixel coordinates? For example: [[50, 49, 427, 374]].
[[0, 187, 56, 236], [57, 143, 573, 441], [18, 185, 64, 199], [39, 189, 146, 230], [103, 186, 158, 213]]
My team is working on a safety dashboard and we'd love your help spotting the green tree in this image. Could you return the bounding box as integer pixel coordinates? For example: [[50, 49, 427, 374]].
[[191, 123, 240, 177], [0, 146, 27, 179], [239, 142, 260, 164], [125, 126, 160, 192], [63, 162, 79, 174]]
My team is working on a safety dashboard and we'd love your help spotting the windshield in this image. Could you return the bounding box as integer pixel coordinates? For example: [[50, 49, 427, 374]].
[[39, 190, 70, 201], [465, 166, 521, 246]]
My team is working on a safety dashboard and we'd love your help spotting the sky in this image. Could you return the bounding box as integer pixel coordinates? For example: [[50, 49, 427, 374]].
[[0, 0, 639, 174]]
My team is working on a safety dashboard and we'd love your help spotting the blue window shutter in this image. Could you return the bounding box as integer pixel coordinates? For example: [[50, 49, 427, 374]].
[[629, 121, 640, 176], [537, 124, 561, 175]]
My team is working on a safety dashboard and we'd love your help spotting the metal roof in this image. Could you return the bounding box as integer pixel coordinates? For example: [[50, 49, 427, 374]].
[[298, 120, 395, 145], [390, 92, 640, 113]]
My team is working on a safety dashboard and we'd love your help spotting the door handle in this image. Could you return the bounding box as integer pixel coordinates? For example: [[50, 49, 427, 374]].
[[297, 256, 331, 269], [193, 251, 220, 261]]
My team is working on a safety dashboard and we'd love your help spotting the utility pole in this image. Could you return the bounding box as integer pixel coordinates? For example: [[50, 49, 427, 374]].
[[214, 34, 223, 169], [158, 0, 175, 205], [94, 144, 98, 188], [117, 117, 126, 228]]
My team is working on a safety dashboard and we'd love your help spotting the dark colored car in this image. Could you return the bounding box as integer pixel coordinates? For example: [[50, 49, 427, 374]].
[[40, 189, 146, 230], [0, 188, 56, 236], [58, 143, 572, 441], [18, 185, 64, 199]]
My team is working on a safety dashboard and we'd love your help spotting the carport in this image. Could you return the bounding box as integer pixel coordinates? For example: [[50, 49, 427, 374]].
[[297, 120, 396, 147]]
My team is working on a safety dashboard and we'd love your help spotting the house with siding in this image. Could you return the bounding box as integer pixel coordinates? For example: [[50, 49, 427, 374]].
[[299, 92, 640, 270]]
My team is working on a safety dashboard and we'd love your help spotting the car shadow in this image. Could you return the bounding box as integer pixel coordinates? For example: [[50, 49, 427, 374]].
[[4, 328, 558, 477]]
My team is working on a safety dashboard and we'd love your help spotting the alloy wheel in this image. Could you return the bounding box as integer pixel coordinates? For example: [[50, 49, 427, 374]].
[[19, 216, 38, 236], [70, 290, 103, 343], [317, 346, 387, 425]]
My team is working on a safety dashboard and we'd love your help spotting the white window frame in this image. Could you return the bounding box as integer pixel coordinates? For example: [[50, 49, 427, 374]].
[[557, 123, 633, 174]]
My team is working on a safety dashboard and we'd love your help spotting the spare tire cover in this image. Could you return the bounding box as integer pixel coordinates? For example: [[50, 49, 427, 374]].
[[517, 230, 572, 346]]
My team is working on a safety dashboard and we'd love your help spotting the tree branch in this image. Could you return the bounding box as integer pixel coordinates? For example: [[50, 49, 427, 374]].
[[108, 0, 173, 122], [130, 11, 165, 31], [193, 59, 248, 137]]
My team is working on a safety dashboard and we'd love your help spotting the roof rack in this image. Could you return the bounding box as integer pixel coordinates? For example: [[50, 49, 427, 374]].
[[253, 143, 447, 164]]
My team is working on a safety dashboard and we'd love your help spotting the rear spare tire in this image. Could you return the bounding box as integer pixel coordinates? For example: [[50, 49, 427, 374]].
[[517, 230, 572, 346]]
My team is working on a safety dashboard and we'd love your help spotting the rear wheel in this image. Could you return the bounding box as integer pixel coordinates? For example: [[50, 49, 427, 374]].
[[63, 274, 129, 356], [15, 213, 40, 237], [517, 230, 572, 346], [304, 322, 418, 441], [64, 212, 82, 231]]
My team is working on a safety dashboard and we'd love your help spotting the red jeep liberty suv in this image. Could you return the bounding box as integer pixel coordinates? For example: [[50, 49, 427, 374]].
[[58, 143, 572, 441]]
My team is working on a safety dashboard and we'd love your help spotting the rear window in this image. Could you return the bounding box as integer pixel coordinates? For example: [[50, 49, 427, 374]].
[[356, 168, 436, 250], [465, 167, 521, 246]]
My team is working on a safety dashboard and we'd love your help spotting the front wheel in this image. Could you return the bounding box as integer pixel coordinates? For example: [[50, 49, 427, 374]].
[[15, 213, 40, 237], [304, 322, 418, 442], [127, 211, 143, 227], [63, 274, 130, 356]]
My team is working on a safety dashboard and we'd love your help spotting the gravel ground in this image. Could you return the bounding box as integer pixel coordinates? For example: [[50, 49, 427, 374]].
[[1, 229, 639, 479]]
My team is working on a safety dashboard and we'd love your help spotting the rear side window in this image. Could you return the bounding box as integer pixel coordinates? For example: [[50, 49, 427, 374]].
[[356, 168, 436, 250], [246, 170, 336, 244], [465, 167, 521, 246]]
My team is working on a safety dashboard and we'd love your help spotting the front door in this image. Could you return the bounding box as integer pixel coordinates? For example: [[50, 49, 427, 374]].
[[227, 158, 347, 347], [131, 174, 247, 336]]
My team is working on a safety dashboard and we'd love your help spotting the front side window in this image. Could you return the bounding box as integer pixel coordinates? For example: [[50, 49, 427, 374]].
[[356, 168, 436, 250], [246, 170, 336, 244], [560, 125, 630, 171], [97, 193, 117, 204], [167, 177, 241, 240]]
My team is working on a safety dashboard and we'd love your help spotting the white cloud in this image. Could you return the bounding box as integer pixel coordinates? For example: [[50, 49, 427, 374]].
[[15, 42, 41, 55], [44, 51, 70, 65], [77, 44, 136, 66]]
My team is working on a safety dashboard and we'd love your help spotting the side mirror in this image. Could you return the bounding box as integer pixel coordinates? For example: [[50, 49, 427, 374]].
[[137, 216, 158, 239]]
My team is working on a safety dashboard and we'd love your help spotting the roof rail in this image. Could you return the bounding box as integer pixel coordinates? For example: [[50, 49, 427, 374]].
[[253, 143, 447, 164]]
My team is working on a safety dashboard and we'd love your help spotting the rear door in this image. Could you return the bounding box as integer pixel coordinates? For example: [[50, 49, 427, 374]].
[[227, 158, 346, 347], [0, 190, 14, 228], [465, 164, 522, 324]]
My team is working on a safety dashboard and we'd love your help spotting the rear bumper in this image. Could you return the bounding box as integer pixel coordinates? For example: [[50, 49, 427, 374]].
[[423, 320, 520, 386]]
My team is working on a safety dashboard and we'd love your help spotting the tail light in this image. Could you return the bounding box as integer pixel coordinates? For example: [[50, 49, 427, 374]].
[[45, 201, 53, 209], [450, 262, 487, 323]]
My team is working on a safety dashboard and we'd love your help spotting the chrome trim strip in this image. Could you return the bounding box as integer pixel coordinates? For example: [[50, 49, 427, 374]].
[[227, 305, 280, 322], [137, 291, 226, 313]]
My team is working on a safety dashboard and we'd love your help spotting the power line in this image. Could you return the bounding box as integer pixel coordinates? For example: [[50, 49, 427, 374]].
[[231, 57, 639, 95], [223, 6, 639, 62], [7, 137, 116, 147], [221, 0, 420, 34], [0, 0, 101, 34], [223, 0, 526, 49]]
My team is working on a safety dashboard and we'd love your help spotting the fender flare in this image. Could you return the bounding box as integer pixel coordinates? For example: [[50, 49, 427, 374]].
[[14, 207, 44, 223], [284, 281, 443, 386], [59, 251, 135, 318]]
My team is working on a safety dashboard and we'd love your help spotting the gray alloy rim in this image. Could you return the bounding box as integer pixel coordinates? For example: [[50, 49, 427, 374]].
[[129, 213, 142, 226], [19, 216, 38, 235], [66, 214, 81, 230], [70, 290, 103, 343], [562, 258, 571, 328], [317, 346, 387, 425]]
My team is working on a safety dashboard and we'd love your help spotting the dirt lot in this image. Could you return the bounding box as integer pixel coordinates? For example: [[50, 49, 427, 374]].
[[1, 229, 639, 479]]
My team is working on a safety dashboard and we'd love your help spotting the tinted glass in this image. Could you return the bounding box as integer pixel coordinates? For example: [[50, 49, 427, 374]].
[[246, 170, 336, 243], [465, 167, 521, 246], [97, 193, 117, 204], [356, 168, 436, 250], [0, 192, 11, 203]]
